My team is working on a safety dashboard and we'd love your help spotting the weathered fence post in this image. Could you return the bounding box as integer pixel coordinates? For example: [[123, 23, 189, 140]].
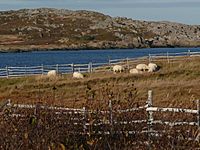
[[41, 64, 44, 75], [188, 49, 191, 57], [88, 63, 90, 73], [90, 62, 93, 73], [148, 54, 151, 63], [56, 64, 59, 73], [7, 99, 11, 107], [34, 104, 39, 116], [0, 99, 11, 110], [109, 100, 113, 135], [6, 66, 9, 78], [196, 99, 200, 142], [71, 63, 74, 73], [88, 62, 93, 73], [126, 57, 130, 70], [109, 100, 113, 126], [147, 90, 153, 150], [108, 57, 111, 72], [83, 107, 87, 134], [167, 52, 170, 63], [197, 100, 200, 127]]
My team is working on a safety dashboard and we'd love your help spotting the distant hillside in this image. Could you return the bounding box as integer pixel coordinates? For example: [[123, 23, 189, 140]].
[[0, 8, 200, 52]]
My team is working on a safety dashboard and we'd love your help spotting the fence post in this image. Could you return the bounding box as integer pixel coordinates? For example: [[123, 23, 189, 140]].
[[7, 99, 11, 106], [88, 62, 92, 73], [148, 54, 151, 63], [34, 104, 38, 116], [167, 52, 170, 63], [109, 100, 113, 126], [197, 100, 200, 127], [41, 64, 44, 75], [56, 64, 59, 73], [6, 66, 9, 78], [188, 49, 191, 57], [108, 57, 111, 72], [71, 63, 74, 73], [0, 99, 11, 110], [83, 107, 87, 134], [90, 62, 93, 73], [126, 57, 130, 70], [196, 100, 200, 142], [109, 100, 113, 135], [147, 90, 153, 150]]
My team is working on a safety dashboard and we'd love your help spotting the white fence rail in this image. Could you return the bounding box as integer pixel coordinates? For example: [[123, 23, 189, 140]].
[[1, 91, 200, 129], [146, 107, 198, 114], [0, 62, 106, 78]]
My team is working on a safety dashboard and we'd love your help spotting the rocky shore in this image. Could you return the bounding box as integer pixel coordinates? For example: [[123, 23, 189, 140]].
[[0, 8, 200, 52]]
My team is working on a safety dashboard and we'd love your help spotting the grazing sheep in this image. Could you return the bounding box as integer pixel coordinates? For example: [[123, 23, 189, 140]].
[[47, 70, 58, 77], [148, 63, 158, 72], [129, 68, 141, 74], [73, 72, 84, 79], [136, 64, 149, 71], [113, 65, 124, 73]]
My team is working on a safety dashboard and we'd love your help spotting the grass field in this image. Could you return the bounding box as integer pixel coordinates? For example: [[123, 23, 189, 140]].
[[1, 56, 200, 149], [1, 56, 200, 109]]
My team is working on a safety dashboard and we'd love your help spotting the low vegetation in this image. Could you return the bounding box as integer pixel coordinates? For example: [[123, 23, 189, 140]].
[[0, 56, 200, 149]]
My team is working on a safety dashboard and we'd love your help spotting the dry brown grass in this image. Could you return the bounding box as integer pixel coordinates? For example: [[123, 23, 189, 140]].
[[1, 56, 200, 149], [0, 56, 200, 109]]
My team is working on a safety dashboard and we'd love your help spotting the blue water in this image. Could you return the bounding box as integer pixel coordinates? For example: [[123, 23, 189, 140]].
[[0, 47, 199, 67]]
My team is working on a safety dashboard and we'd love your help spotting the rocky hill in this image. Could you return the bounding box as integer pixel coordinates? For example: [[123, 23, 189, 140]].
[[0, 8, 200, 52]]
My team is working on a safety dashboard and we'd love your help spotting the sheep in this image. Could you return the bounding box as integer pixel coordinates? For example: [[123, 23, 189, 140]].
[[148, 63, 158, 72], [73, 72, 84, 79], [136, 64, 149, 71], [113, 65, 124, 73], [47, 70, 58, 77], [129, 68, 141, 74]]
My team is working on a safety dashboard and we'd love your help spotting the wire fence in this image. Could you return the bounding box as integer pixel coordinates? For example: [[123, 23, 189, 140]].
[[1, 90, 200, 148], [0, 49, 200, 78], [1, 90, 200, 134]]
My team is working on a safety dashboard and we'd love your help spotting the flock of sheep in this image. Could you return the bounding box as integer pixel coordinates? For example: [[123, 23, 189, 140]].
[[113, 63, 159, 74], [47, 70, 84, 79], [46, 62, 159, 79]]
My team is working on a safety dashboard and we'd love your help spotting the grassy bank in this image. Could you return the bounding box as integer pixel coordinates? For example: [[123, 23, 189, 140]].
[[1, 56, 200, 109]]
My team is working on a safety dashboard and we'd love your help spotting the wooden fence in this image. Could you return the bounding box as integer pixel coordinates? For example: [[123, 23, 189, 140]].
[[0, 62, 108, 78], [1, 90, 200, 134], [0, 50, 200, 78], [1, 90, 200, 149]]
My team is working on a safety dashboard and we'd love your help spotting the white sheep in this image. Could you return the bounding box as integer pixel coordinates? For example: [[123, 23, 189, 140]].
[[129, 68, 141, 74], [148, 63, 158, 72], [73, 72, 84, 79], [113, 65, 124, 73], [136, 64, 149, 71], [47, 70, 58, 77]]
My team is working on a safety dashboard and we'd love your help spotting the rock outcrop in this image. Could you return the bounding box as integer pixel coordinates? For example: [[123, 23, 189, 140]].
[[0, 8, 200, 52]]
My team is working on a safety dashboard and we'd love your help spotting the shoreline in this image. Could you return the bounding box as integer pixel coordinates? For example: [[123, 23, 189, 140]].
[[0, 45, 199, 53]]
